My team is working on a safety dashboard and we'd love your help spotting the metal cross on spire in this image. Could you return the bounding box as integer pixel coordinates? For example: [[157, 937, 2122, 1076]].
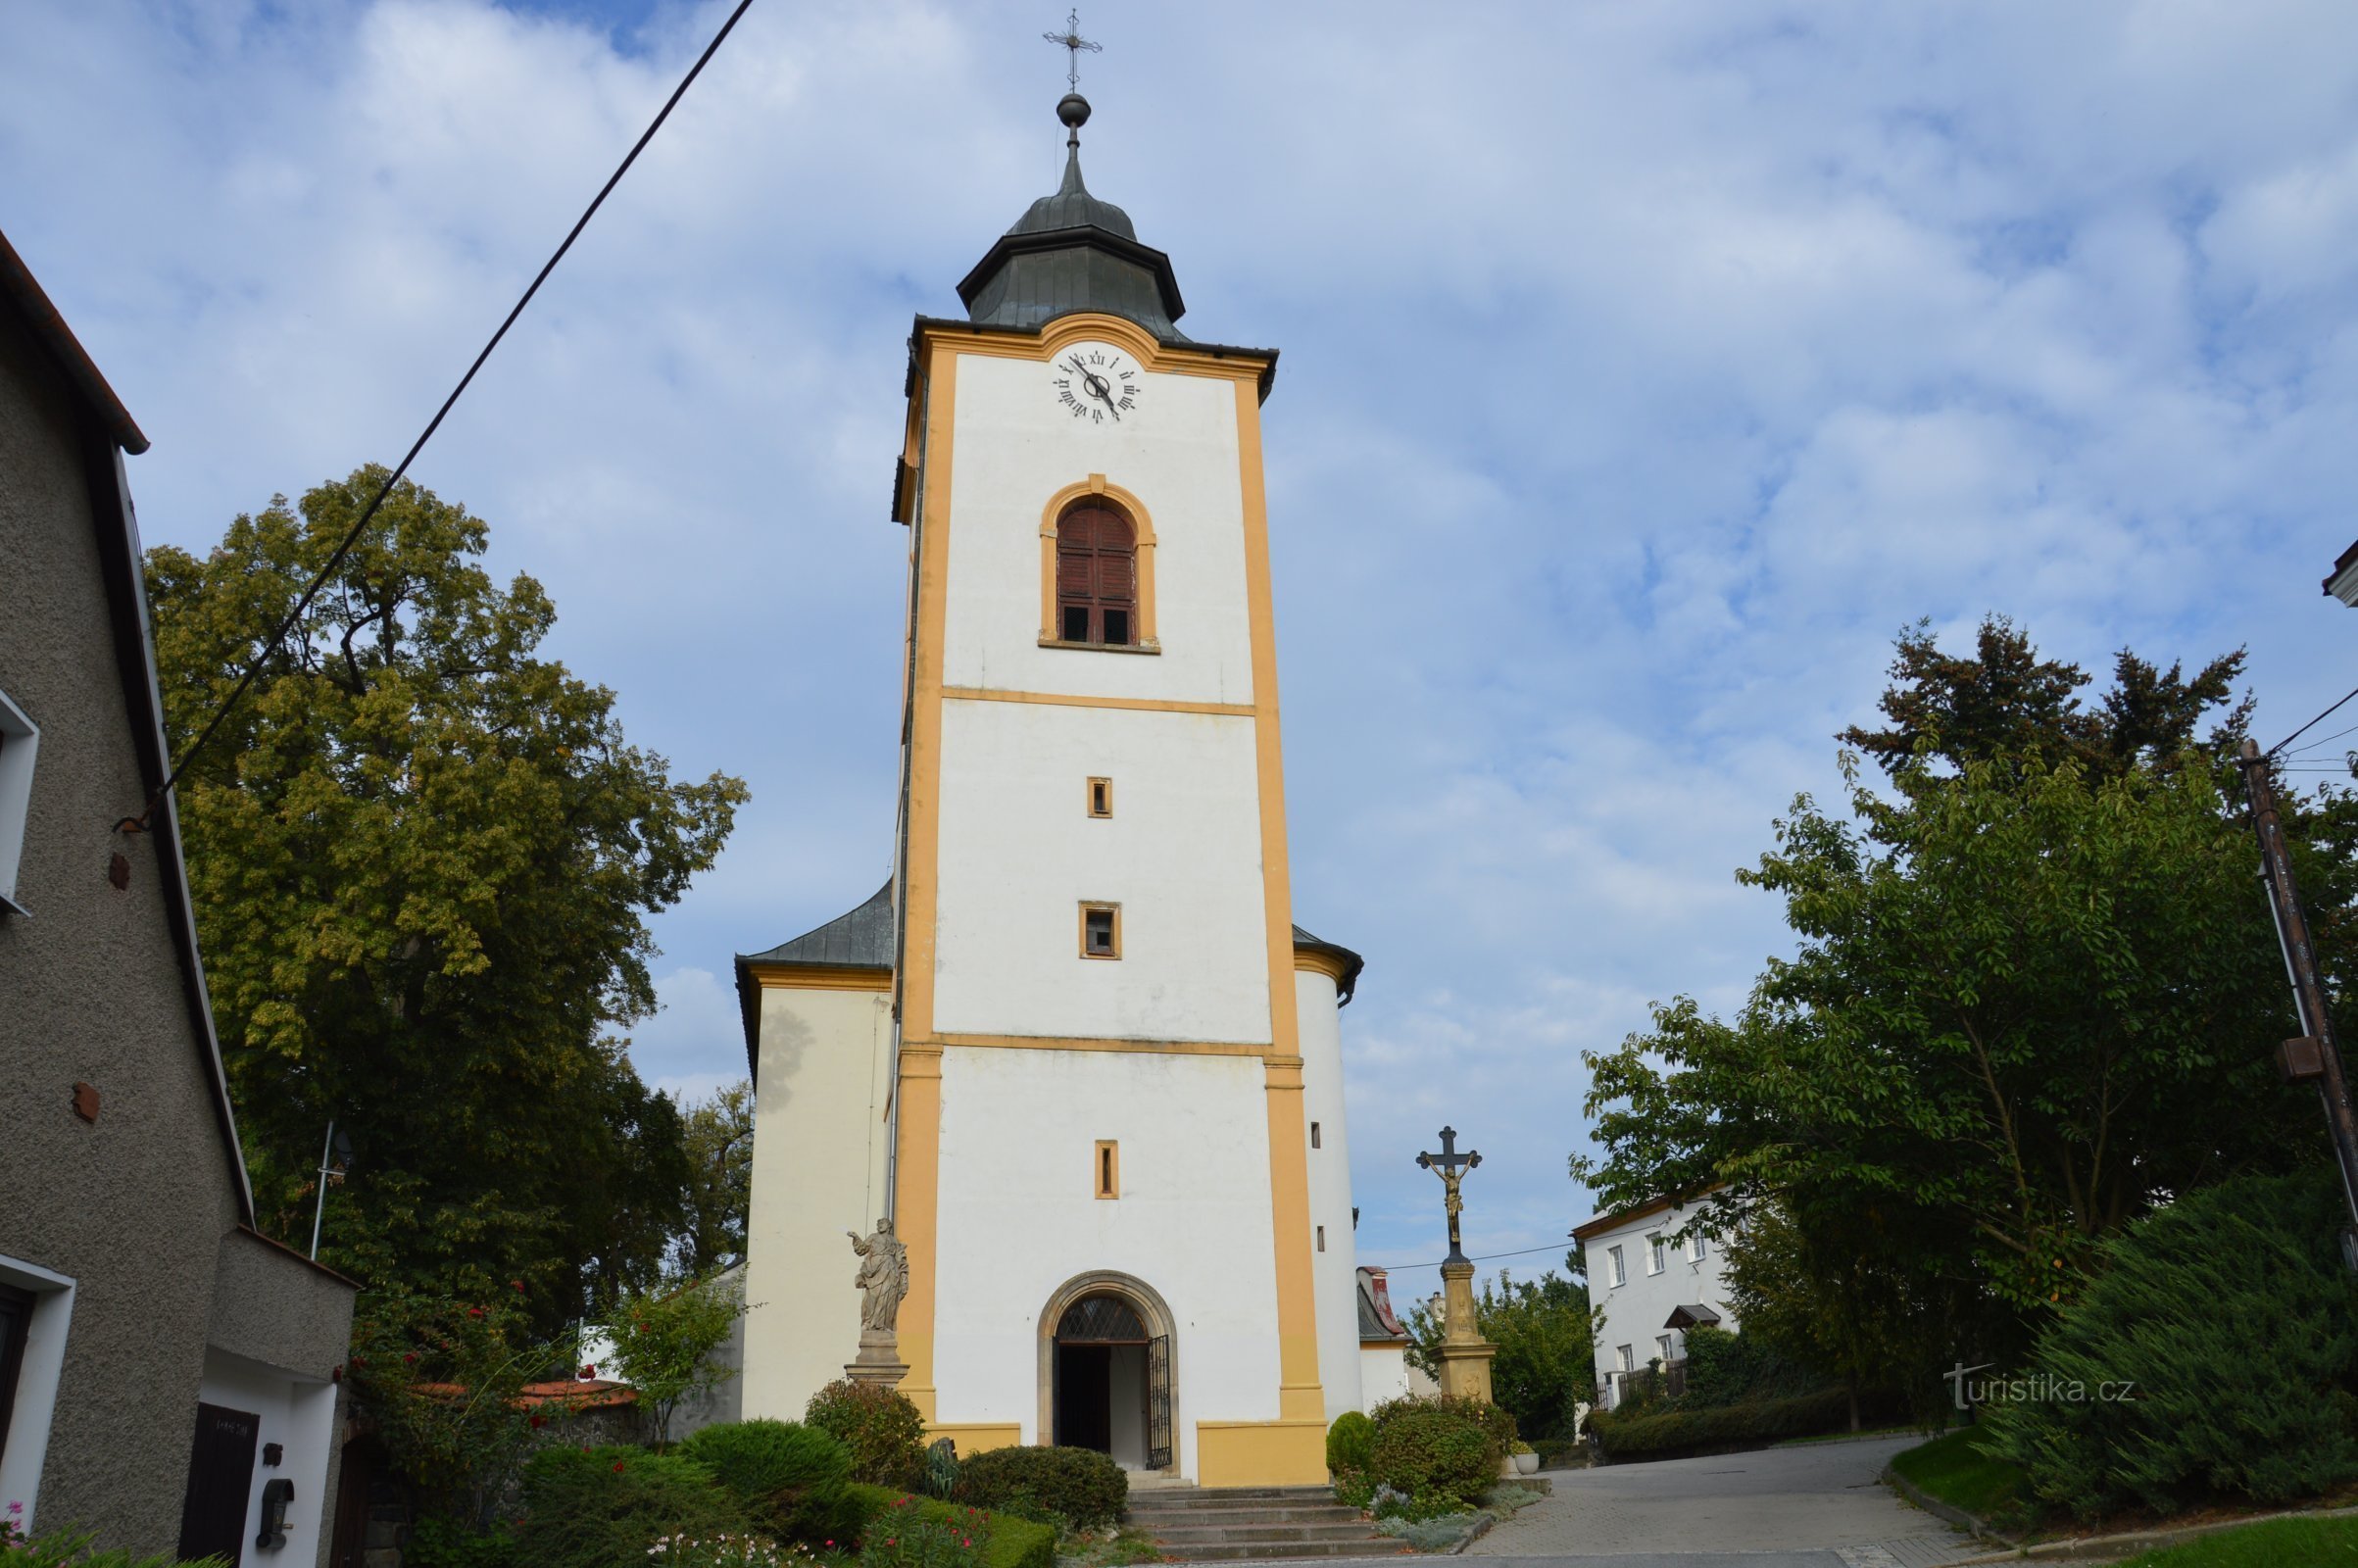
[[1044, 8, 1102, 91]]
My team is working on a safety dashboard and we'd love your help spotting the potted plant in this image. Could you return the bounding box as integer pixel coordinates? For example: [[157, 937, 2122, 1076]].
[[1510, 1442, 1540, 1476]]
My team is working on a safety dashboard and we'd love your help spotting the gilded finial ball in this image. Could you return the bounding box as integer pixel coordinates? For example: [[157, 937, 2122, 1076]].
[[1057, 92, 1091, 130]]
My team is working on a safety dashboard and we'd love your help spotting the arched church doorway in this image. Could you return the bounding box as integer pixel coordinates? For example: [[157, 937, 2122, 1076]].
[[1039, 1274, 1174, 1471]]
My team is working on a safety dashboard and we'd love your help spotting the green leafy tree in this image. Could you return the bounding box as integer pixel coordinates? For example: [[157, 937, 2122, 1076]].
[[1575, 623, 2322, 1384], [593, 1270, 747, 1449], [677, 1080, 756, 1276], [146, 467, 746, 1313], [1401, 1264, 1594, 1441]]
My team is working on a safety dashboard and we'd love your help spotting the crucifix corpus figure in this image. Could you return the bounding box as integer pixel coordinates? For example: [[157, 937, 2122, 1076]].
[[1416, 1125, 1483, 1262], [848, 1219, 909, 1335]]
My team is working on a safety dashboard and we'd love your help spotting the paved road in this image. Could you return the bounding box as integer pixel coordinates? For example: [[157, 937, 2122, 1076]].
[[1231, 1436, 1979, 1568], [1469, 1435, 1974, 1567]]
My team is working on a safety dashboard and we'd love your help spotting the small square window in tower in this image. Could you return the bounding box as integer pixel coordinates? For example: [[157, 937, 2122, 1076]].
[[1088, 777, 1112, 818], [1080, 903, 1120, 958], [1056, 504, 1138, 647]]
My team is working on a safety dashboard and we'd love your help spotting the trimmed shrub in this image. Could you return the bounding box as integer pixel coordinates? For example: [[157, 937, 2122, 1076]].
[[954, 1445, 1127, 1529], [676, 1419, 862, 1546], [514, 1445, 753, 1568], [0, 1528, 230, 1568], [1988, 1168, 2358, 1521], [1363, 1396, 1508, 1512], [846, 1486, 1056, 1568], [1325, 1409, 1375, 1478], [1585, 1388, 1852, 1461], [808, 1380, 929, 1490]]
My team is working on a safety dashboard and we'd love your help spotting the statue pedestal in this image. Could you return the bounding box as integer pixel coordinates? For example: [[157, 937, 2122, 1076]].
[[846, 1327, 909, 1389], [1435, 1259, 1497, 1402]]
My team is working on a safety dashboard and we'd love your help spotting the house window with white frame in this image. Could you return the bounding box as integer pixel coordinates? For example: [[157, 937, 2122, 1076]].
[[1606, 1245, 1626, 1288], [1688, 1232, 1706, 1262], [1646, 1233, 1665, 1275], [0, 689, 38, 918], [1657, 1333, 1674, 1365]]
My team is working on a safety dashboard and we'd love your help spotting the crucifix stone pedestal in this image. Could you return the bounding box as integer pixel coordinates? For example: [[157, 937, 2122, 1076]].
[[1416, 1126, 1499, 1403], [1435, 1258, 1497, 1400]]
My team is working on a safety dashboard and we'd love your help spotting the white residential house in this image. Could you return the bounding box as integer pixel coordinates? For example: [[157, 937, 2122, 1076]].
[[1573, 1189, 1737, 1410]]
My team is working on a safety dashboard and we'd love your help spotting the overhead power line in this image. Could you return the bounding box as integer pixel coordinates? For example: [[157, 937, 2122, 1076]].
[[1373, 1242, 1574, 1274], [123, 0, 758, 832], [2269, 680, 2358, 761]]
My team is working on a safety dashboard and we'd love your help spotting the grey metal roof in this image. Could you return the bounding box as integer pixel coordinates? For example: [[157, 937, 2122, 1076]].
[[1665, 1303, 1723, 1330], [958, 142, 1189, 340], [1293, 923, 1365, 1005], [733, 882, 895, 1075]]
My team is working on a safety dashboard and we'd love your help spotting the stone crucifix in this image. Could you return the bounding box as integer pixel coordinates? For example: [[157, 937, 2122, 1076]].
[[1416, 1125, 1483, 1263]]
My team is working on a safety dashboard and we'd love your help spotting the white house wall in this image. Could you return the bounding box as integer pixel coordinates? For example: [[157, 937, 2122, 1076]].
[[1358, 1346, 1410, 1408], [1295, 969, 1360, 1418], [931, 1045, 1283, 1481], [942, 353, 1254, 707], [932, 699, 1270, 1044], [741, 985, 896, 1421], [1586, 1199, 1738, 1408]]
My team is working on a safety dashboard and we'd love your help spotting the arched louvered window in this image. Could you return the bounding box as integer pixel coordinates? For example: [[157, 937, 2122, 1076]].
[[1056, 504, 1138, 647]]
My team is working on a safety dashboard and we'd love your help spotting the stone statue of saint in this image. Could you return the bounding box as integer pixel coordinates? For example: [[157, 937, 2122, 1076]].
[[848, 1219, 909, 1335]]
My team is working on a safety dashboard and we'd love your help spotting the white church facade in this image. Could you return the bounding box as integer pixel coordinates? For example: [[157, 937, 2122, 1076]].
[[733, 91, 1368, 1488]]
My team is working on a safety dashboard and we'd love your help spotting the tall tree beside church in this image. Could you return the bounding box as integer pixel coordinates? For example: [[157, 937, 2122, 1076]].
[[147, 466, 747, 1316], [676, 1080, 755, 1277], [1574, 619, 2324, 1386]]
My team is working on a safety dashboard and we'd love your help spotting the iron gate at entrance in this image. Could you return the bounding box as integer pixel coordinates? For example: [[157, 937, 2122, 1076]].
[[1052, 1293, 1171, 1469]]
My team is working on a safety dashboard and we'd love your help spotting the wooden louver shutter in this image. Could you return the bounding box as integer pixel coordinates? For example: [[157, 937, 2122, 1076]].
[[1055, 505, 1138, 645]]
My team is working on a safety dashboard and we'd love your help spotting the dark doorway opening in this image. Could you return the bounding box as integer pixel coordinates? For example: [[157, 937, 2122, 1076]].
[[1053, 1294, 1167, 1467], [177, 1401, 261, 1566]]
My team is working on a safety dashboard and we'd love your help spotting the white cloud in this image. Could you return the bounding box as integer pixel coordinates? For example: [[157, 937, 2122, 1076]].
[[11, 0, 2358, 1287]]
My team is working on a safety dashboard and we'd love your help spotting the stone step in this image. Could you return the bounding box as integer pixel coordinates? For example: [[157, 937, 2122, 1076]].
[[1154, 1541, 1405, 1562], [1127, 1505, 1363, 1526], [1130, 1494, 1345, 1514], [1136, 1518, 1377, 1537]]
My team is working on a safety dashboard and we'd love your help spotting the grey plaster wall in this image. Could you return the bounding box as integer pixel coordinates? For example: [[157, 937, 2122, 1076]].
[[0, 304, 240, 1553], [208, 1230, 357, 1382]]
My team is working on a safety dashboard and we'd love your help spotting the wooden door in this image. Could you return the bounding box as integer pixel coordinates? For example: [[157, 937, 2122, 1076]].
[[176, 1402, 260, 1567]]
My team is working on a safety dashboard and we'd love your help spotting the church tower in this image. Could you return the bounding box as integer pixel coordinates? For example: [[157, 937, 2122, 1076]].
[[736, 89, 1366, 1487]]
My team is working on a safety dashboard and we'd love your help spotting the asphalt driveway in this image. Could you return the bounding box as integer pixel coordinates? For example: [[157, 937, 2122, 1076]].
[[1461, 1434, 1976, 1567]]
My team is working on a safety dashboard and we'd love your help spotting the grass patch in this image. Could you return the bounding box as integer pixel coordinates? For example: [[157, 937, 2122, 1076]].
[[1889, 1426, 2030, 1524], [2113, 1514, 2358, 1565], [1773, 1424, 1917, 1447]]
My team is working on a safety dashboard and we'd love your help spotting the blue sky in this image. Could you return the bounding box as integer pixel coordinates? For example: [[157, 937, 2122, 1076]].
[[9, 0, 2358, 1299]]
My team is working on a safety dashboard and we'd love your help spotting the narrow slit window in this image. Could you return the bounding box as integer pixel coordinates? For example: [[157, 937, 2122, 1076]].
[[1081, 903, 1120, 958], [1309, 1121, 1322, 1149], [1095, 1140, 1119, 1199], [1316, 1225, 1326, 1252], [1088, 777, 1112, 818]]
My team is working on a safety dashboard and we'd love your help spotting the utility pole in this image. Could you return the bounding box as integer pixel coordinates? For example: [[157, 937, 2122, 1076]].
[[2237, 739, 2358, 1271]]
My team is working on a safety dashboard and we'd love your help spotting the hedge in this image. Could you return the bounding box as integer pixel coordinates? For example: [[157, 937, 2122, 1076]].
[[1325, 1409, 1375, 1477], [514, 1446, 752, 1568], [1585, 1388, 1852, 1461], [847, 1484, 1057, 1568], [954, 1444, 1127, 1528], [808, 1380, 929, 1490], [675, 1418, 863, 1545]]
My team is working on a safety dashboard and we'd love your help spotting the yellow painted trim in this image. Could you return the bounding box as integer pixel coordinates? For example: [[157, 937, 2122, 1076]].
[[1293, 950, 1351, 983], [914, 314, 1268, 390], [922, 1032, 1271, 1058], [1236, 376, 1326, 1424], [942, 687, 1254, 718], [1040, 474, 1159, 648], [926, 1422, 1021, 1457], [747, 964, 894, 993], [1078, 901, 1122, 960], [1095, 1139, 1120, 1200], [892, 332, 958, 1425], [1194, 1419, 1329, 1488]]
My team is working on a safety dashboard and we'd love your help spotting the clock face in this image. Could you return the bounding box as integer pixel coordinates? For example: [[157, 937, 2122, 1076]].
[[1050, 343, 1142, 425]]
